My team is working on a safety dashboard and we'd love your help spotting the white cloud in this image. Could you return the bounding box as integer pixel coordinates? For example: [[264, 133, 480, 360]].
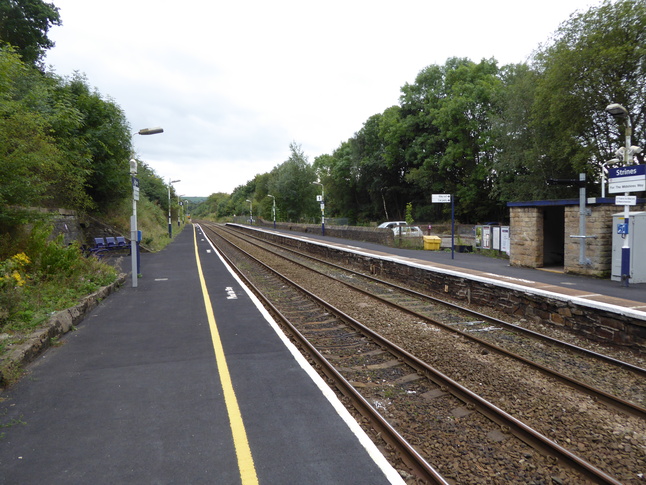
[[45, 0, 597, 196]]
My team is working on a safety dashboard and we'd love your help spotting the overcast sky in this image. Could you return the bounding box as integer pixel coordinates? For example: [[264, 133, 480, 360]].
[[44, 0, 598, 197]]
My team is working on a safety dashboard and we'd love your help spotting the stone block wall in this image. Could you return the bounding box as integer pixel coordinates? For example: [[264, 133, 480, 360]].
[[563, 205, 618, 277], [510, 202, 646, 276], [509, 207, 543, 268]]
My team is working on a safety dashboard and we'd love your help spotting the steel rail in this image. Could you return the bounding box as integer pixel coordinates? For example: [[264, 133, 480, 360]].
[[202, 223, 625, 485]]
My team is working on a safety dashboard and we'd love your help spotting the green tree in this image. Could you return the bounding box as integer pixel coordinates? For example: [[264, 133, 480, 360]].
[[61, 73, 133, 209], [136, 160, 167, 209], [268, 142, 317, 222], [192, 192, 230, 219], [518, 0, 646, 197], [399, 58, 503, 222], [0, 48, 86, 231], [0, 0, 61, 66]]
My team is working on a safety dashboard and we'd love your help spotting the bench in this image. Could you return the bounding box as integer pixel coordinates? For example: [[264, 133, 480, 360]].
[[88, 236, 130, 257], [116, 236, 129, 248]]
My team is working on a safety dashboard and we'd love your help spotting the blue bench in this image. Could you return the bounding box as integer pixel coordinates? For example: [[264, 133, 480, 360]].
[[88, 237, 130, 257]]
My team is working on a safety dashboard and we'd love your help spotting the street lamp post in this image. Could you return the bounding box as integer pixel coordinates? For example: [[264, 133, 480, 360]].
[[168, 179, 181, 238], [605, 103, 633, 286], [130, 127, 163, 288], [267, 194, 276, 229], [177, 194, 184, 226], [129, 159, 139, 288], [246, 199, 253, 224], [312, 182, 325, 236]]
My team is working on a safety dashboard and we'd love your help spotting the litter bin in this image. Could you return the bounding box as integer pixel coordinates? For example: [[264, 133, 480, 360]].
[[423, 235, 441, 250]]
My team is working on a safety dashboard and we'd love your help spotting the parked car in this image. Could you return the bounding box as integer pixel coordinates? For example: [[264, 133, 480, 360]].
[[377, 221, 407, 229], [397, 226, 424, 237]]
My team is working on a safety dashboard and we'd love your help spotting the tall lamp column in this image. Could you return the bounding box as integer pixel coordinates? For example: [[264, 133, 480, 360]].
[[267, 194, 276, 229], [246, 199, 253, 225], [605, 103, 632, 286], [177, 194, 184, 226], [131, 127, 163, 288], [312, 182, 325, 236], [130, 159, 139, 288], [168, 178, 181, 238]]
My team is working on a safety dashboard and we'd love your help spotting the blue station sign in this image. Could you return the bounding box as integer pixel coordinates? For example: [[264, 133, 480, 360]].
[[608, 165, 646, 193]]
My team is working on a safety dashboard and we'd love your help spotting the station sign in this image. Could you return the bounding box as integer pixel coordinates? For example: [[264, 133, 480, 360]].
[[608, 165, 646, 193], [132, 176, 140, 201], [432, 194, 451, 203]]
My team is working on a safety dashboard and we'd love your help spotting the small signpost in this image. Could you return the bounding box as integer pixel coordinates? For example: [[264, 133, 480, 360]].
[[431, 194, 451, 203], [432, 194, 455, 259]]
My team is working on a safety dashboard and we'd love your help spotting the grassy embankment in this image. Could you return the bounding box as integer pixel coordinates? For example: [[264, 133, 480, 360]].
[[0, 197, 182, 385]]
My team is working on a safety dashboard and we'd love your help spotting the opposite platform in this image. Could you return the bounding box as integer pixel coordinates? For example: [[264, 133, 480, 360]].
[[242, 224, 646, 311], [0, 225, 403, 484]]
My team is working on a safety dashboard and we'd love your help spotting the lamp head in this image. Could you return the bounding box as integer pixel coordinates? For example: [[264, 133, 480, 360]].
[[605, 103, 629, 119], [129, 159, 137, 175], [138, 127, 164, 135]]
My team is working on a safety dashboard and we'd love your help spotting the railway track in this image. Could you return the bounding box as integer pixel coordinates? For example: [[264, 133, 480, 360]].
[[216, 224, 646, 415], [197, 222, 645, 484]]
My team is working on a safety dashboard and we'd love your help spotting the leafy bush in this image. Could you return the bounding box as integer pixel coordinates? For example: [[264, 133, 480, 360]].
[[0, 224, 117, 339]]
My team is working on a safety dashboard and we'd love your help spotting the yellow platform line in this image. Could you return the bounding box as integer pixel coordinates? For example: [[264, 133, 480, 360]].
[[193, 226, 258, 484]]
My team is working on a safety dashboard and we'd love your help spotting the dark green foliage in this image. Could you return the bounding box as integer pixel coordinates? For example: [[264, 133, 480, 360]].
[[0, 0, 61, 66], [0, 48, 134, 237]]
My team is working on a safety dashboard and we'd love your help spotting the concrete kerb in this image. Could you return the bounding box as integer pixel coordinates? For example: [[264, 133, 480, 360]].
[[0, 272, 127, 387]]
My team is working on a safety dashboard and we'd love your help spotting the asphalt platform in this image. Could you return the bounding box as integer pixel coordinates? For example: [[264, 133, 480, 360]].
[[0, 225, 403, 485]]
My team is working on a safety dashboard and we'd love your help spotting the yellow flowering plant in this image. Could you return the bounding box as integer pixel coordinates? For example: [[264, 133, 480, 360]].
[[0, 253, 31, 288]]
